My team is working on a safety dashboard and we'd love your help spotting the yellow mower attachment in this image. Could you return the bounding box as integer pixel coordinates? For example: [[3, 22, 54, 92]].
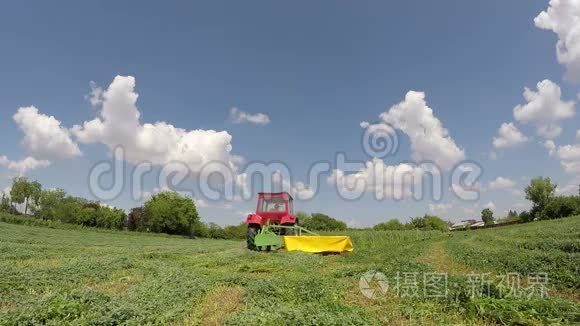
[[283, 235, 353, 253], [253, 224, 353, 253]]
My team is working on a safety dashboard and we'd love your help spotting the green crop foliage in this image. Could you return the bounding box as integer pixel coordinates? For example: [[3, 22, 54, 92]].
[[446, 217, 580, 289], [0, 214, 578, 325]]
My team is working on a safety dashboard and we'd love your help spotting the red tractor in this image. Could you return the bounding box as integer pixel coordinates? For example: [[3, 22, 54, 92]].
[[245, 192, 297, 250], [245, 192, 353, 253]]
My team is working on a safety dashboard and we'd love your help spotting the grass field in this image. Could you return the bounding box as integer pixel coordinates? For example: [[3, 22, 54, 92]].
[[0, 217, 579, 325]]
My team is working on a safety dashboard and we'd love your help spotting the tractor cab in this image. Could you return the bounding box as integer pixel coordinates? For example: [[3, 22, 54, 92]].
[[256, 192, 293, 219], [246, 192, 297, 228]]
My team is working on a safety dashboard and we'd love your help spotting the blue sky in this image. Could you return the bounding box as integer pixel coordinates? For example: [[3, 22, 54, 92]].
[[1, 1, 579, 226]]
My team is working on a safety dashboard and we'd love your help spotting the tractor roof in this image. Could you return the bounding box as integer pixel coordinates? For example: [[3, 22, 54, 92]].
[[257, 192, 293, 200]]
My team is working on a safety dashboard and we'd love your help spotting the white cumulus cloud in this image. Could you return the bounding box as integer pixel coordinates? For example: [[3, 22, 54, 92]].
[[535, 0, 580, 81], [86, 81, 104, 107], [327, 158, 426, 199], [546, 139, 580, 174], [513, 80, 576, 139], [269, 171, 316, 201], [376, 91, 465, 171], [0, 156, 50, 174], [556, 176, 580, 195], [554, 143, 580, 173], [429, 202, 452, 215], [488, 177, 516, 190], [2, 186, 11, 199], [484, 201, 496, 211], [492, 122, 529, 148], [291, 181, 315, 200], [556, 183, 578, 195], [13, 106, 81, 160], [71, 76, 242, 182], [544, 140, 557, 156], [451, 182, 481, 200], [229, 107, 271, 125], [194, 199, 208, 208]]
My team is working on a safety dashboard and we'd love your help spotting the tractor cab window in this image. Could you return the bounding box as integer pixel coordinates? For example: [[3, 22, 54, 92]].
[[259, 198, 286, 212]]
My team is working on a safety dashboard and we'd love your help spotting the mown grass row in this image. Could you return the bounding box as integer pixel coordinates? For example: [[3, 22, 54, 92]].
[[0, 217, 579, 325], [446, 216, 580, 289]]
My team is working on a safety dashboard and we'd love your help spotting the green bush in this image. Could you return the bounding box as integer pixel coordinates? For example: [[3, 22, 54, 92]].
[[206, 223, 228, 239], [497, 210, 521, 224], [51, 196, 82, 223], [36, 193, 126, 230], [127, 207, 145, 231], [519, 210, 533, 223], [35, 189, 66, 220], [301, 213, 347, 231], [541, 196, 580, 220], [199, 222, 246, 240], [223, 223, 246, 239], [143, 191, 199, 236], [373, 219, 407, 231], [423, 215, 449, 231], [0, 212, 83, 230], [191, 220, 209, 238], [296, 211, 310, 225], [409, 214, 448, 231], [94, 206, 126, 229]]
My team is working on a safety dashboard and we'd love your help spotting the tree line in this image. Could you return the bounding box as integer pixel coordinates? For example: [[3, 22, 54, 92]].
[[0, 177, 352, 239], [520, 176, 580, 222], [2, 177, 126, 229], [481, 177, 580, 224], [370, 176, 580, 231], [3, 175, 577, 237], [0, 177, 247, 239], [373, 214, 449, 232]]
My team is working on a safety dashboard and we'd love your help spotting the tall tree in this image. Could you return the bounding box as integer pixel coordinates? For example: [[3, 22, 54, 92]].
[[10, 177, 42, 215], [29, 181, 42, 214], [36, 188, 66, 220], [0, 193, 10, 212], [481, 208, 494, 225], [525, 177, 556, 218], [10, 177, 29, 215], [127, 207, 145, 231]]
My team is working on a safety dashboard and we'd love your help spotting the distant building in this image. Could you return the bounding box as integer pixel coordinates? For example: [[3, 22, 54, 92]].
[[471, 221, 485, 228], [450, 219, 485, 230]]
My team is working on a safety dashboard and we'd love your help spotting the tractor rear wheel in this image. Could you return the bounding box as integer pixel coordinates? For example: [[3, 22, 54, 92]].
[[246, 226, 260, 251]]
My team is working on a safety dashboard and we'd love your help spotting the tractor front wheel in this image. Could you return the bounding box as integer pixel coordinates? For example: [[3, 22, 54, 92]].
[[246, 226, 260, 250]]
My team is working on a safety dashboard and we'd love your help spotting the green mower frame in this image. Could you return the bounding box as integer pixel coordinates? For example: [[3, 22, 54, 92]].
[[253, 224, 318, 251]]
